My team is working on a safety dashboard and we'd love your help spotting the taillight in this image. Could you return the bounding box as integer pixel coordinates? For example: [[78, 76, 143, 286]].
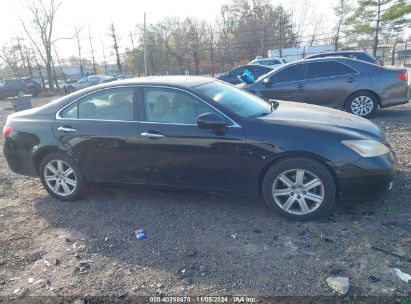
[[2, 125, 12, 138], [397, 71, 408, 81]]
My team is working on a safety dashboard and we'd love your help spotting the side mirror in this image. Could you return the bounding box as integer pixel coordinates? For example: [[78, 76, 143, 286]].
[[197, 112, 227, 131], [262, 78, 271, 85]]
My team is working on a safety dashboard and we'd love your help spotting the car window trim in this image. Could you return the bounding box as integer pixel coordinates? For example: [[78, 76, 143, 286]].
[[307, 60, 360, 80], [140, 85, 241, 128], [56, 85, 138, 122], [56, 85, 241, 128]]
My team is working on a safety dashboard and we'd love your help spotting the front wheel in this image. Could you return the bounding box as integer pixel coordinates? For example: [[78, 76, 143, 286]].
[[345, 92, 378, 118], [262, 157, 336, 221], [39, 152, 86, 200]]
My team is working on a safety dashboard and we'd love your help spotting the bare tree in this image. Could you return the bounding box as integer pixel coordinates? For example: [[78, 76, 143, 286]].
[[0, 45, 20, 77], [308, 13, 326, 46], [20, 0, 62, 90], [290, 0, 311, 46], [333, 0, 352, 51], [109, 21, 122, 74]]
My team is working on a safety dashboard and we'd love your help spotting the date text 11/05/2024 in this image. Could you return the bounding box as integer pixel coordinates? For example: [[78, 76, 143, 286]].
[[149, 296, 256, 303]]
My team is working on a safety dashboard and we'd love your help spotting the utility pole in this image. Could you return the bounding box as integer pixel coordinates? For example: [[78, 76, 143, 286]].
[[404, 39, 408, 66], [110, 21, 122, 75], [88, 24, 97, 75], [101, 38, 108, 75], [210, 29, 215, 77], [129, 31, 135, 49], [11, 38, 20, 78], [24, 46, 33, 78], [143, 12, 148, 76], [74, 26, 84, 76], [15, 37, 27, 77]]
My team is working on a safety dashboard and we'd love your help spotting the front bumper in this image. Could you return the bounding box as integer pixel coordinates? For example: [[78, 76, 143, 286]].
[[335, 152, 395, 201]]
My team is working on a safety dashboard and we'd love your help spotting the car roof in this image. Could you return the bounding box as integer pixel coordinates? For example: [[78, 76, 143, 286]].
[[306, 51, 370, 57], [108, 76, 216, 88], [242, 64, 273, 69]]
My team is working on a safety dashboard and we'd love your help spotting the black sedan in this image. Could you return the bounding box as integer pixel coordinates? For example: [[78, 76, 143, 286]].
[[241, 57, 410, 117], [216, 64, 273, 85], [3, 77, 395, 220]]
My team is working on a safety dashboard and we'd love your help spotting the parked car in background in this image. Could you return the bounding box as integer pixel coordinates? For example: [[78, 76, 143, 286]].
[[0, 78, 43, 99], [241, 57, 409, 117], [63, 75, 115, 93], [304, 51, 381, 66], [3, 76, 395, 221], [249, 56, 286, 68], [216, 64, 273, 85]]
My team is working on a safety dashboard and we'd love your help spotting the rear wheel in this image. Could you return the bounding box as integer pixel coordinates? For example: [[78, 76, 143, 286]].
[[345, 91, 378, 118], [39, 152, 86, 200], [262, 157, 336, 221]]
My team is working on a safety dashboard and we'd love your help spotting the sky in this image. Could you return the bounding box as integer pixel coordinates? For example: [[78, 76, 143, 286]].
[[0, 0, 382, 64]]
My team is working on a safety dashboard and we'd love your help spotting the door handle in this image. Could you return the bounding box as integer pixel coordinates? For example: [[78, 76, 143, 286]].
[[296, 84, 305, 89], [140, 131, 165, 138], [57, 126, 76, 132], [346, 78, 357, 83]]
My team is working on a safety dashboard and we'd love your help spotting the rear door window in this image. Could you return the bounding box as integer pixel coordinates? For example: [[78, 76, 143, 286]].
[[60, 87, 134, 121], [308, 61, 357, 79], [269, 64, 308, 83]]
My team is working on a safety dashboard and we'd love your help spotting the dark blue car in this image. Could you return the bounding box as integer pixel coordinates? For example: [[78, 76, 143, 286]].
[[0, 78, 43, 99]]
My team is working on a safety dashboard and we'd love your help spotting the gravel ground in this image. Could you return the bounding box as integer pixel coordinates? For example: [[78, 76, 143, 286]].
[[0, 95, 410, 302]]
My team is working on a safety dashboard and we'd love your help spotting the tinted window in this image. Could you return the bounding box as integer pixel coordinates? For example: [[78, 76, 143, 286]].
[[143, 87, 216, 124], [193, 81, 271, 118], [309, 61, 357, 78], [269, 64, 307, 83], [231, 67, 246, 77], [247, 66, 271, 77], [61, 88, 134, 121]]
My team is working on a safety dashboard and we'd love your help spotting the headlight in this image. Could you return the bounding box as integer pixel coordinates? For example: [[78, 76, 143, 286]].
[[341, 139, 390, 157]]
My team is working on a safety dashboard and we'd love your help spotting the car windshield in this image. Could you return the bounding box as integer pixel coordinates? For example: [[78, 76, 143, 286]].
[[193, 81, 272, 118]]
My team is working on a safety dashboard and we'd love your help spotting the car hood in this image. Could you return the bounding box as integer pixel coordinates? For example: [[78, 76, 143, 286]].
[[258, 101, 384, 140]]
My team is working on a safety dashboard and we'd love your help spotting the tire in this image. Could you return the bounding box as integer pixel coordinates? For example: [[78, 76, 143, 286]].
[[345, 91, 378, 118], [39, 152, 86, 201], [262, 157, 336, 221]]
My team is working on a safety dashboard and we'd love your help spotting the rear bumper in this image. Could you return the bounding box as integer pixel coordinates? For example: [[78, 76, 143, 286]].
[[3, 139, 38, 177], [380, 85, 410, 108], [335, 152, 395, 201]]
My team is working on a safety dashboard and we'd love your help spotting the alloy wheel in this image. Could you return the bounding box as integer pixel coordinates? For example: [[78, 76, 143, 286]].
[[272, 169, 324, 215], [43, 159, 77, 197], [350, 96, 374, 116]]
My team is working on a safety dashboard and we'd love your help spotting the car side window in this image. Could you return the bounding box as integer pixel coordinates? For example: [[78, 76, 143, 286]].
[[250, 66, 270, 77], [231, 67, 245, 77], [143, 87, 218, 125], [269, 64, 307, 83], [309, 61, 357, 79], [60, 88, 134, 121]]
